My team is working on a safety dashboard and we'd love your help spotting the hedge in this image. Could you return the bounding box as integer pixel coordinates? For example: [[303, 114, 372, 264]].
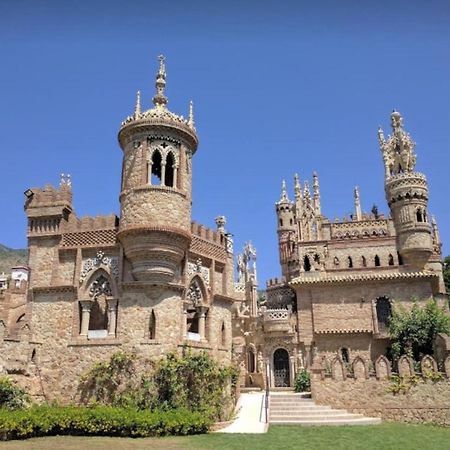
[[0, 406, 211, 441]]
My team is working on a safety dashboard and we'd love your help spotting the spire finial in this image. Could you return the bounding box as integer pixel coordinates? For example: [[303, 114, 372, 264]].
[[134, 90, 141, 117], [294, 173, 302, 199], [153, 54, 168, 107], [354, 186, 362, 220], [280, 180, 289, 201], [188, 100, 195, 128]]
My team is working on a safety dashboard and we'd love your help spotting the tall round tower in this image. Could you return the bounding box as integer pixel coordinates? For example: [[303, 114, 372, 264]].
[[379, 111, 432, 269], [117, 56, 198, 283]]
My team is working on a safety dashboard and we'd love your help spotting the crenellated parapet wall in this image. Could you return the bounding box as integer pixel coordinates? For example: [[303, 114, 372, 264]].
[[311, 354, 450, 426]]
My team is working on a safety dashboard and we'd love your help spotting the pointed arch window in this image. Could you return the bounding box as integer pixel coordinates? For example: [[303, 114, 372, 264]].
[[149, 309, 156, 340], [304, 255, 311, 272], [388, 254, 394, 266], [374, 255, 381, 267], [348, 256, 353, 268], [341, 347, 350, 364], [248, 348, 256, 373], [361, 256, 367, 267], [150, 150, 162, 185], [185, 278, 207, 342], [165, 152, 175, 187]]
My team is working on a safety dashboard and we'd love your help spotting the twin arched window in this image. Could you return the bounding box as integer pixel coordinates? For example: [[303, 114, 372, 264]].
[[149, 148, 177, 187]]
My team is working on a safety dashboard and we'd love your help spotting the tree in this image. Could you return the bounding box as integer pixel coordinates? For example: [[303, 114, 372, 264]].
[[388, 299, 450, 361], [444, 255, 450, 294]]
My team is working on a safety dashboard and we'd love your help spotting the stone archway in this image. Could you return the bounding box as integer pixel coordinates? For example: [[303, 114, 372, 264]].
[[273, 348, 290, 387]]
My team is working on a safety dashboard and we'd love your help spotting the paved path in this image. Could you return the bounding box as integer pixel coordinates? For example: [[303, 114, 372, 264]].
[[217, 392, 268, 434]]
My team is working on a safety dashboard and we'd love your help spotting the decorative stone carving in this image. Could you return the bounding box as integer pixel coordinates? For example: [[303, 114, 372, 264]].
[[89, 274, 112, 300], [398, 355, 414, 378], [80, 251, 119, 284], [186, 259, 210, 286], [375, 355, 391, 380], [420, 355, 437, 375], [187, 279, 203, 307]]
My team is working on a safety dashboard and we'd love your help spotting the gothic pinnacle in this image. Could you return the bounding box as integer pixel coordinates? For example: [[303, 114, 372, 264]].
[[134, 90, 141, 117], [294, 173, 302, 199], [153, 54, 168, 107], [188, 100, 195, 128], [280, 180, 289, 202]]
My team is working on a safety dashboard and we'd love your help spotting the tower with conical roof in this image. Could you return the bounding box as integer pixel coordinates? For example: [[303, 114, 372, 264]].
[[379, 110, 433, 268], [118, 55, 198, 283]]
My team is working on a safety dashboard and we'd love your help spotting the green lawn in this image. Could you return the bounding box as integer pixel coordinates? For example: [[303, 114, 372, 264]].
[[1, 423, 449, 450]]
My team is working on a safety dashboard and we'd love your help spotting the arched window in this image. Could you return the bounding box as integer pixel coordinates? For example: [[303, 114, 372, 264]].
[[361, 256, 367, 267], [416, 209, 423, 222], [304, 255, 311, 272], [334, 256, 340, 267], [388, 254, 394, 266], [376, 297, 392, 332], [248, 349, 256, 373], [221, 322, 226, 347], [149, 309, 156, 340], [341, 347, 350, 364], [165, 152, 175, 187], [279, 219, 283, 227], [397, 252, 404, 265], [88, 273, 111, 334], [150, 150, 162, 185], [374, 255, 380, 267], [348, 256, 353, 268]]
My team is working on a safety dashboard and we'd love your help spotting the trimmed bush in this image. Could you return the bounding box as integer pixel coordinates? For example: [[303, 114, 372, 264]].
[[0, 377, 29, 410], [294, 369, 311, 392], [0, 406, 211, 441]]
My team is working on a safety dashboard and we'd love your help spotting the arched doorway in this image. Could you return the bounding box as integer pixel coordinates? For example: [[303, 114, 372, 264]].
[[273, 348, 290, 387]]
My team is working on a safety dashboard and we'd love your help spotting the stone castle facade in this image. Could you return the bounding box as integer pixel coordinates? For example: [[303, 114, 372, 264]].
[[0, 57, 447, 399]]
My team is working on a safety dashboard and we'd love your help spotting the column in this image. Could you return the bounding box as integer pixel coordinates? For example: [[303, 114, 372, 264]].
[[289, 355, 295, 387], [199, 308, 207, 341], [182, 307, 187, 338], [107, 298, 118, 337], [147, 162, 152, 184], [372, 300, 379, 334], [79, 300, 92, 337], [161, 163, 166, 185], [173, 165, 178, 188]]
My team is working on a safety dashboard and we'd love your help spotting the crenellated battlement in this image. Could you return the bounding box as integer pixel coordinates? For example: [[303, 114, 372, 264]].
[[67, 214, 118, 232], [190, 221, 223, 245]]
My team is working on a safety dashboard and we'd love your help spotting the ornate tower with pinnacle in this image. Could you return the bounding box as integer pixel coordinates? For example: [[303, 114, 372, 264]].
[[379, 110, 432, 268], [118, 55, 198, 283]]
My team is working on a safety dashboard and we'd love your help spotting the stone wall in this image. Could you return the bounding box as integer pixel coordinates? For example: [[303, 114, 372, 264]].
[[311, 354, 450, 426]]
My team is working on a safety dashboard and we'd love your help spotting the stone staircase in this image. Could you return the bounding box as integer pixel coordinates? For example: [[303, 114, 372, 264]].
[[269, 392, 381, 426]]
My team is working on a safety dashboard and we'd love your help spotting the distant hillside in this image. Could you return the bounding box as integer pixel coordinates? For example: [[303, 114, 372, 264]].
[[0, 244, 28, 274]]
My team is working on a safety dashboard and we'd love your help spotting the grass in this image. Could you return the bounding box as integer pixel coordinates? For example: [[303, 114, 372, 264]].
[[1, 423, 450, 450]]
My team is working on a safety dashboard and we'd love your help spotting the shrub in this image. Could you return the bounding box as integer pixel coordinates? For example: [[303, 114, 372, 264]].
[[0, 405, 211, 441], [294, 369, 310, 392], [0, 377, 29, 410], [78, 350, 238, 421], [388, 298, 450, 362]]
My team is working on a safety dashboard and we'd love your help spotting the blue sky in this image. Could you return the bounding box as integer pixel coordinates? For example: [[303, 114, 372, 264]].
[[1, 0, 449, 284]]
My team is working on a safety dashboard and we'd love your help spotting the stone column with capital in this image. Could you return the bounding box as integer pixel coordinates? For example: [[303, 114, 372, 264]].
[[199, 307, 207, 341], [107, 298, 118, 336], [79, 300, 93, 337]]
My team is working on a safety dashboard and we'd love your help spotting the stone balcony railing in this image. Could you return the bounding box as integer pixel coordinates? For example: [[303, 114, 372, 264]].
[[262, 307, 293, 333]]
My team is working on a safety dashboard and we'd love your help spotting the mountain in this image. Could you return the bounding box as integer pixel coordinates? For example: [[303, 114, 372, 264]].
[[0, 244, 28, 274]]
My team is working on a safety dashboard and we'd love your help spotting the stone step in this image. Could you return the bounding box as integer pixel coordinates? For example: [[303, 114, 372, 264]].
[[270, 406, 334, 412], [270, 410, 352, 417], [267, 393, 381, 426], [269, 417, 382, 426]]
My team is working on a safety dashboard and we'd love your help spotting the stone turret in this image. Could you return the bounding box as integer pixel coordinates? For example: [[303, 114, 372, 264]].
[[117, 56, 198, 283], [379, 111, 432, 268]]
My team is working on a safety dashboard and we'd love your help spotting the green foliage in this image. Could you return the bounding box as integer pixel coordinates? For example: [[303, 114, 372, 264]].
[[0, 377, 29, 410], [388, 299, 450, 361], [387, 374, 423, 395], [155, 351, 238, 421], [294, 369, 311, 392], [444, 255, 450, 294], [79, 350, 238, 421], [0, 405, 211, 441]]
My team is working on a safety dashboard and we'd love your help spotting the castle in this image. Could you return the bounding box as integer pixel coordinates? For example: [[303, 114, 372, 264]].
[[0, 57, 447, 400]]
